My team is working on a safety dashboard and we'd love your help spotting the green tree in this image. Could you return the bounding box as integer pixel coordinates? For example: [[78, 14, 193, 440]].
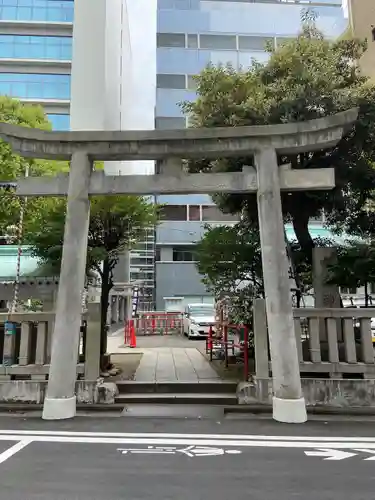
[[326, 240, 375, 307], [25, 194, 158, 359], [194, 221, 263, 325], [0, 96, 65, 239], [195, 219, 334, 318], [182, 19, 375, 264]]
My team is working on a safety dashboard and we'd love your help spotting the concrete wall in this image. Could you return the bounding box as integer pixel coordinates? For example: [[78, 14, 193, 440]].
[[155, 261, 210, 310], [348, 0, 375, 79], [238, 378, 375, 409]]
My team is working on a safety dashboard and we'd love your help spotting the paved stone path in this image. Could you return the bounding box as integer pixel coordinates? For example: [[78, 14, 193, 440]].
[[108, 330, 220, 382], [134, 347, 220, 382]]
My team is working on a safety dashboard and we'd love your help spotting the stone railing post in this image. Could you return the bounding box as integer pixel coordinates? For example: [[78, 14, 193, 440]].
[[84, 302, 101, 380], [43, 151, 92, 420], [255, 147, 306, 423], [253, 298, 269, 378]]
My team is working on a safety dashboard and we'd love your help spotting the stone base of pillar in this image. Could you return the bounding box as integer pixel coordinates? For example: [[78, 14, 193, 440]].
[[42, 396, 76, 420], [272, 396, 307, 424]]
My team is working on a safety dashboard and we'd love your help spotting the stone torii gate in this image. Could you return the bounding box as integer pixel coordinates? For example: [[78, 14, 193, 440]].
[[0, 108, 358, 422]]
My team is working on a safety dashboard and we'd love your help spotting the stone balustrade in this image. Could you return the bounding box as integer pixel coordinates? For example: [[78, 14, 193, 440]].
[[254, 299, 375, 379], [0, 313, 85, 380]]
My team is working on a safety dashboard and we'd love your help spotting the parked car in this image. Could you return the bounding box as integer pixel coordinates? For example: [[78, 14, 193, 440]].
[[183, 303, 215, 339]]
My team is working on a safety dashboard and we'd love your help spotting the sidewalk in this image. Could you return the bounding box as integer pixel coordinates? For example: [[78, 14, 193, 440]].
[[107, 330, 220, 382]]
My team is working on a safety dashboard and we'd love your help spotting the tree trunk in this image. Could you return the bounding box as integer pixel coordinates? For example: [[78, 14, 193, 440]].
[[100, 258, 111, 365], [291, 212, 315, 265]]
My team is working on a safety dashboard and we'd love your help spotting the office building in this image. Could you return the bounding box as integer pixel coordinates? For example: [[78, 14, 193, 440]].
[[154, 0, 346, 310]]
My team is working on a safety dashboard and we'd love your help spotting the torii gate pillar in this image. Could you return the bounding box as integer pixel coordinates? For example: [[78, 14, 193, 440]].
[[255, 148, 306, 423]]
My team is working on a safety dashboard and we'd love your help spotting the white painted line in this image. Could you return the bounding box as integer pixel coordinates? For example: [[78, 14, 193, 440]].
[[0, 430, 374, 442], [0, 434, 373, 450], [0, 440, 31, 465]]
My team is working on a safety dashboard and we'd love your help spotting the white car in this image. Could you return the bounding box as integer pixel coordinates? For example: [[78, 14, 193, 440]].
[[183, 304, 215, 339]]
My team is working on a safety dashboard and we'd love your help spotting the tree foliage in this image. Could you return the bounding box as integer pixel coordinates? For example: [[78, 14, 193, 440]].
[[326, 240, 375, 306], [182, 20, 375, 263], [25, 192, 159, 356], [195, 221, 263, 325], [0, 96, 66, 239], [194, 218, 333, 322]]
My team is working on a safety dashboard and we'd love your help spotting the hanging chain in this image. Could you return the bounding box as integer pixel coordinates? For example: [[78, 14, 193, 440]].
[[9, 164, 29, 316]]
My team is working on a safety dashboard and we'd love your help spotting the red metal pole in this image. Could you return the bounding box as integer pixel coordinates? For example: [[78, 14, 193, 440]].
[[224, 324, 228, 368], [208, 325, 213, 362], [244, 325, 249, 381]]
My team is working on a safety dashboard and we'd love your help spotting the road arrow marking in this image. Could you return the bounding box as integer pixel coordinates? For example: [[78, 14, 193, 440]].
[[117, 445, 242, 457], [304, 448, 357, 461], [354, 449, 375, 460]]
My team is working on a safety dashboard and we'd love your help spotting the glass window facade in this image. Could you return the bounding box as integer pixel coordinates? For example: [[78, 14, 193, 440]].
[[0, 35, 72, 60], [157, 73, 186, 89], [0, 73, 70, 99], [47, 113, 69, 130], [0, 0, 74, 22]]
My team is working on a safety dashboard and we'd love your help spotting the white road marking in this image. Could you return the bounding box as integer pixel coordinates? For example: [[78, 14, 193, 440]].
[[0, 430, 373, 442], [354, 449, 375, 460], [0, 434, 372, 450], [117, 445, 242, 457], [0, 439, 31, 464], [304, 448, 357, 461]]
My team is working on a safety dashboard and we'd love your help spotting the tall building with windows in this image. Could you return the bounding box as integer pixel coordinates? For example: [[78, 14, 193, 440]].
[[154, 0, 347, 310], [0, 0, 73, 130], [0, 0, 347, 311]]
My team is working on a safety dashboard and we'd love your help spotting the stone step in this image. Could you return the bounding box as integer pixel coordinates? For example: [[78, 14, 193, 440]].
[[116, 381, 238, 395], [115, 393, 238, 405]]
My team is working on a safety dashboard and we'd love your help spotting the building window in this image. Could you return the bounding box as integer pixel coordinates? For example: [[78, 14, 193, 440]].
[[200, 34, 237, 50], [157, 33, 185, 48], [156, 248, 161, 262], [187, 34, 198, 48], [155, 117, 186, 130], [188, 205, 201, 221], [157, 74, 186, 89], [159, 205, 188, 221], [47, 114, 70, 131], [0, 73, 70, 100], [0, 0, 74, 22], [173, 246, 196, 262], [238, 35, 274, 51], [0, 35, 72, 60], [201, 205, 237, 221]]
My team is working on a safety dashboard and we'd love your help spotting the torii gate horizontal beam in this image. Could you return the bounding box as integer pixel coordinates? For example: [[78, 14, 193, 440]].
[[0, 108, 358, 161], [16, 167, 335, 197]]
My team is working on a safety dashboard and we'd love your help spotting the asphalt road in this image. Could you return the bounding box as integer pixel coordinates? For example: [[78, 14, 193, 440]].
[[0, 414, 374, 500]]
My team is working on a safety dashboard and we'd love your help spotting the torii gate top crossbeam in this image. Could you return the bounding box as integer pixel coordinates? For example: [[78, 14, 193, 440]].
[[0, 108, 358, 161]]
